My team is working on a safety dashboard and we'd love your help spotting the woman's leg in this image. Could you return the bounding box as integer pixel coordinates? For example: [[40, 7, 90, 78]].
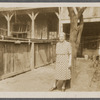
[[62, 80, 66, 91], [50, 80, 58, 91], [53, 79, 58, 88]]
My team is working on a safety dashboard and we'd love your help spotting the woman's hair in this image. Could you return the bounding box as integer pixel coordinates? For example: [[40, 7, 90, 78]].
[[58, 32, 70, 41], [58, 32, 66, 37]]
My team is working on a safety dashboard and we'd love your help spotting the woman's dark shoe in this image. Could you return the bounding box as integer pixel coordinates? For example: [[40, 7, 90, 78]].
[[62, 87, 66, 92], [49, 86, 57, 91]]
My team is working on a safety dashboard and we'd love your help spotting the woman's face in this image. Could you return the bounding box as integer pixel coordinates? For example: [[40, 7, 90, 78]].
[[59, 35, 65, 42]]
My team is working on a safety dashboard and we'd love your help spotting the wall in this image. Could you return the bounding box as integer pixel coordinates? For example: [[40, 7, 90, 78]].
[[0, 15, 7, 36], [34, 13, 58, 39], [11, 14, 31, 38], [82, 49, 98, 57], [60, 7, 100, 23], [34, 13, 48, 39], [80, 22, 100, 57]]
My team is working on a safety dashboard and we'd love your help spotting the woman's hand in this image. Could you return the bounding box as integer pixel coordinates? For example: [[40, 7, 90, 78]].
[[68, 62, 72, 70], [68, 65, 71, 69], [69, 61, 71, 67]]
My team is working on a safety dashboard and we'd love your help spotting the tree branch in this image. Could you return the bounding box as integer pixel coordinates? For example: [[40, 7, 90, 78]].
[[76, 23, 84, 47], [67, 7, 76, 17], [76, 7, 81, 12], [79, 14, 83, 25], [78, 7, 87, 19]]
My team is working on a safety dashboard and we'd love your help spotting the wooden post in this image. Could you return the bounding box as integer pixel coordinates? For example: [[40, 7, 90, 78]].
[[3, 13, 14, 36], [28, 11, 39, 38], [59, 7, 61, 35], [31, 13, 34, 38], [8, 19, 10, 36], [27, 11, 39, 70], [30, 43, 34, 70], [55, 7, 62, 36]]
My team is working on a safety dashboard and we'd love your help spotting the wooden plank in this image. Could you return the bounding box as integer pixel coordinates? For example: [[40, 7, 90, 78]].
[[6, 43, 14, 74], [44, 44, 49, 63], [34, 44, 38, 68], [34, 43, 50, 68], [46, 44, 50, 63], [10, 44, 14, 72], [14, 44, 24, 73], [0, 40, 32, 44], [26, 44, 31, 71], [38, 44, 47, 66], [34, 44, 42, 68], [30, 42, 34, 70], [20, 44, 26, 70], [48, 44, 53, 63], [3, 43, 7, 75], [52, 44, 56, 62], [22, 43, 31, 71], [0, 43, 5, 77]]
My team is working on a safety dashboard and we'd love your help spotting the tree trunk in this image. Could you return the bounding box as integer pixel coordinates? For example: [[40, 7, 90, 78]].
[[70, 29, 78, 85], [67, 7, 86, 86], [69, 14, 84, 86]]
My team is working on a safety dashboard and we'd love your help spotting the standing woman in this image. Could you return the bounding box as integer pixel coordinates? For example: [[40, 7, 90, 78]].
[[50, 32, 72, 91]]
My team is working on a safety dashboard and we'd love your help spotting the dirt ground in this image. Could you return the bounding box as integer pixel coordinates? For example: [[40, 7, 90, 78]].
[[0, 58, 100, 92]]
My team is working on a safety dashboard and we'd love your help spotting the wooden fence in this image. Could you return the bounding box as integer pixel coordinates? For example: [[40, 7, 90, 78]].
[[34, 43, 56, 68], [0, 40, 57, 79], [0, 40, 31, 79]]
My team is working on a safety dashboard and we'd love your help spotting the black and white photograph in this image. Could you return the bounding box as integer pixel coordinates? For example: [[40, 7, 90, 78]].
[[0, 2, 100, 98]]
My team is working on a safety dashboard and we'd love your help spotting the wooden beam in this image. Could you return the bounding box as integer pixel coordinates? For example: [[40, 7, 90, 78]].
[[59, 20, 61, 35], [8, 20, 10, 36], [34, 12, 39, 20], [55, 11, 61, 35], [3, 12, 14, 36], [9, 13, 14, 20], [55, 7, 64, 35], [28, 13, 32, 20], [55, 9, 62, 35], [27, 11, 39, 38], [27, 12, 34, 38], [28, 12, 39, 20], [31, 12, 35, 38], [59, 7, 61, 15], [27, 11, 40, 70], [55, 12, 60, 19]]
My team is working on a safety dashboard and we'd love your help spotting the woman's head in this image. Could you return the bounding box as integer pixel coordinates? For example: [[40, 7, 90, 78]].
[[59, 32, 66, 42]]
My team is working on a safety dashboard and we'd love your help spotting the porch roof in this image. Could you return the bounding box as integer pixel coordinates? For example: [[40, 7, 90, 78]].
[[0, 7, 58, 11]]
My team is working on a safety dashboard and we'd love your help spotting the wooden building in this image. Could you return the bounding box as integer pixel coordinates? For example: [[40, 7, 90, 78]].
[[59, 7, 100, 57], [0, 7, 59, 79], [0, 7, 100, 79]]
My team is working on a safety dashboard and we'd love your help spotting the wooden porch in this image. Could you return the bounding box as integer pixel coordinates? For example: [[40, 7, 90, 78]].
[[0, 7, 60, 79]]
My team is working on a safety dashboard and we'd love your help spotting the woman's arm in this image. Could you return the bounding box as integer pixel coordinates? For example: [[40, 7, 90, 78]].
[[56, 43, 58, 55], [69, 53, 72, 67], [69, 43, 72, 67]]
